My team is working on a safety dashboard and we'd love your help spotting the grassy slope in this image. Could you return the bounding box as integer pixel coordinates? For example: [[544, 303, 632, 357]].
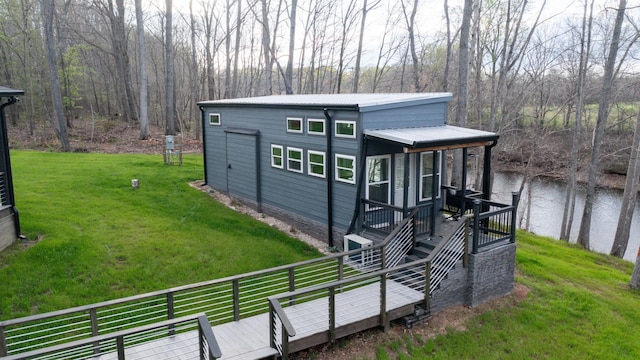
[[372, 231, 640, 359], [0, 151, 320, 319]]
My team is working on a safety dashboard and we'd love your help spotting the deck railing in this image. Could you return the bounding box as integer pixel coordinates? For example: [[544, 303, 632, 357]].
[[362, 199, 433, 237], [0, 172, 6, 206], [471, 193, 519, 254], [0, 246, 385, 357], [0, 313, 220, 360]]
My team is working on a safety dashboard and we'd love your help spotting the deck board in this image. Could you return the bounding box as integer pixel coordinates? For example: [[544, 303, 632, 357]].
[[94, 280, 422, 360]]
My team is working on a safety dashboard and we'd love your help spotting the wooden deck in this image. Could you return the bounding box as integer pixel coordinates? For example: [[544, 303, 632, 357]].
[[96, 280, 423, 360]]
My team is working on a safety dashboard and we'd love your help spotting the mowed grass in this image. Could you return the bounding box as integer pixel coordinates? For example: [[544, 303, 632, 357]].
[[0, 151, 320, 320], [369, 231, 640, 359]]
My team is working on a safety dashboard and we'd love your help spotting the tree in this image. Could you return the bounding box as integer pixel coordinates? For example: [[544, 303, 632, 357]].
[[610, 102, 640, 257], [352, 0, 381, 93], [631, 250, 640, 289], [41, 0, 70, 151], [400, 0, 422, 92], [165, 0, 176, 135], [577, 0, 627, 249], [135, 0, 149, 140]]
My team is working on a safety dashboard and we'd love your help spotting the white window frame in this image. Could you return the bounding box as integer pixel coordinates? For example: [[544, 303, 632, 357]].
[[286, 117, 303, 133], [335, 154, 356, 184], [209, 113, 221, 125], [419, 151, 442, 201], [308, 150, 326, 178], [287, 147, 303, 173], [271, 144, 284, 169], [307, 118, 326, 135], [366, 155, 391, 204], [335, 120, 356, 138]]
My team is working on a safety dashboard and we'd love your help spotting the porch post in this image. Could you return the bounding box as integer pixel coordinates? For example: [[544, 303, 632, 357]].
[[460, 148, 468, 214], [482, 142, 496, 201], [403, 151, 410, 217], [431, 152, 438, 235]]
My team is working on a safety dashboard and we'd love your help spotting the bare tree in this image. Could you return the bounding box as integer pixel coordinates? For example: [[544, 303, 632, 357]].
[[165, 0, 176, 135], [283, 0, 297, 94], [352, 0, 381, 93], [189, 0, 201, 138], [135, 0, 149, 139], [561, 0, 595, 241], [41, 0, 70, 151], [577, 0, 627, 249], [400, 0, 421, 92], [631, 250, 640, 289]]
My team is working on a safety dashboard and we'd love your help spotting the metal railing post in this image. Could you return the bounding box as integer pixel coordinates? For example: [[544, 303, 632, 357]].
[[268, 302, 275, 349], [167, 292, 175, 336], [380, 246, 387, 269], [232, 279, 240, 321], [380, 274, 388, 331], [288, 268, 295, 305], [472, 200, 481, 254], [463, 217, 469, 268], [424, 262, 431, 312], [511, 192, 519, 243], [199, 323, 205, 360], [0, 325, 7, 356], [116, 335, 125, 360], [90, 308, 100, 355], [329, 287, 336, 343]]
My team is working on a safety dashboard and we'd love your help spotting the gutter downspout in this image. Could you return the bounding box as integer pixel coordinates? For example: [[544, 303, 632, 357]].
[[323, 109, 334, 247], [0, 96, 22, 238], [199, 106, 208, 186], [346, 136, 368, 235]]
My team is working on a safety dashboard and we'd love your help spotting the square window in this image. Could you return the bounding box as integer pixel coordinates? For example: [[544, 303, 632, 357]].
[[209, 113, 221, 125], [308, 151, 326, 178], [271, 145, 284, 169], [335, 120, 356, 138], [287, 117, 303, 133], [336, 154, 356, 184], [307, 118, 325, 135], [287, 147, 303, 173]]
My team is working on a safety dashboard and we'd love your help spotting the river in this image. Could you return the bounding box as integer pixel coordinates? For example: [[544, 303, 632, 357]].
[[491, 172, 640, 262]]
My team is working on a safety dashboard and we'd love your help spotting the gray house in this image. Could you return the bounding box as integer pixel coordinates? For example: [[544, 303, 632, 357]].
[[0, 86, 24, 252], [197, 93, 501, 249]]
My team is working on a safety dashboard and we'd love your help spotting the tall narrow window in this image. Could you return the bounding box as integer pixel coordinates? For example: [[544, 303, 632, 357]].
[[271, 145, 283, 169], [335, 120, 356, 138], [336, 154, 356, 184], [308, 151, 326, 178], [286, 117, 303, 133], [307, 118, 325, 135], [287, 147, 303, 173], [420, 152, 441, 201], [209, 113, 221, 125], [366, 155, 390, 203]]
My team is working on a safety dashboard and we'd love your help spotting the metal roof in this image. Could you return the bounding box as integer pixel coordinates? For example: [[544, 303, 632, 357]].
[[364, 125, 498, 149], [197, 93, 452, 112], [0, 86, 24, 97]]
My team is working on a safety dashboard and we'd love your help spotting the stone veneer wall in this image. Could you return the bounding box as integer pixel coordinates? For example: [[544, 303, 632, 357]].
[[467, 242, 517, 307]]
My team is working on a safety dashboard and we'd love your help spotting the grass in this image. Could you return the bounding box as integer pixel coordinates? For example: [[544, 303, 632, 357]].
[[0, 151, 321, 320], [369, 231, 640, 359]]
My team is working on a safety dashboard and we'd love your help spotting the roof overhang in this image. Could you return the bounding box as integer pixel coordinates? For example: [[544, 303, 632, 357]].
[[364, 125, 499, 152], [0, 86, 25, 98]]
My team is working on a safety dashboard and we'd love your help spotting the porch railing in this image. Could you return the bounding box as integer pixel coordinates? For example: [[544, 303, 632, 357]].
[[361, 199, 433, 237], [471, 193, 519, 253]]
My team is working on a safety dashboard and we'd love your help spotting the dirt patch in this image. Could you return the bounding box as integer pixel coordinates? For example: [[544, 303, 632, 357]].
[[292, 283, 530, 360]]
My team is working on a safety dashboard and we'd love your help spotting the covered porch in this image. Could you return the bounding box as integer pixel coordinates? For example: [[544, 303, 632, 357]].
[[350, 125, 515, 253]]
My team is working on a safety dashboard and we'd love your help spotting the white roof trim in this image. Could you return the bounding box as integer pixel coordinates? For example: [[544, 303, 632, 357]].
[[364, 125, 498, 147]]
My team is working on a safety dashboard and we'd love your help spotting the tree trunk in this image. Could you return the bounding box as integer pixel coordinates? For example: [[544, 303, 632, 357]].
[[189, 0, 201, 140], [577, 0, 626, 249], [165, 0, 176, 135], [283, 0, 297, 95], [611, 103, 640, 257], [135, 0, 149, 140], [41, 0, 70, 151], [561, 0, 594, 241], [231, 0, 242, 97], [631, 249, 640, 289], [353, 0, 379, 93], [260, 0, 273, 95]]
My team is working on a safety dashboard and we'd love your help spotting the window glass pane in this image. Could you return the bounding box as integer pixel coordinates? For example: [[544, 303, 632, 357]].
[[308, 119, 325, 134], [336, 155, 355, 183], [368, 158, 389, 182], [368, 183, 389, 203], [287, 118, 302, 132], [421, 177, 433, 199], [421, 152, 433, 173], [308, 151, 325, 177], [209, 113, 220, 125], [288, 150, 301, 160], [335, 121, 355, 137], [287, 148, 303, 172]]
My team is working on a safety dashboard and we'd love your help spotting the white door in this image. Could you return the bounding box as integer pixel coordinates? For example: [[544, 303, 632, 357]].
[[394, 153, 416, 208]]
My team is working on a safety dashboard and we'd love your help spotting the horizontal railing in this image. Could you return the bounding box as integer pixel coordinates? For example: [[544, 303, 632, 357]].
[[0, 246, 385, 357], [1, 313, 220, 360]]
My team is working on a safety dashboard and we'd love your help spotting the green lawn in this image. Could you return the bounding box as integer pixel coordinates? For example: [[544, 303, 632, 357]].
[[0, 151, 320, 320]]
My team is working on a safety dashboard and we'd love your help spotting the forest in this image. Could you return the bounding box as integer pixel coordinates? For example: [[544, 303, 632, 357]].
[[2, 0, 640, 282]]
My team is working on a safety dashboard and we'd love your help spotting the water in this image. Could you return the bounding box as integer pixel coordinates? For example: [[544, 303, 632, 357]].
[[491, 172, 640, 262]]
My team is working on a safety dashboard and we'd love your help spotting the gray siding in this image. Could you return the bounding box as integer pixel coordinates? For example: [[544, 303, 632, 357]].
[[361, 102, 447, 130]]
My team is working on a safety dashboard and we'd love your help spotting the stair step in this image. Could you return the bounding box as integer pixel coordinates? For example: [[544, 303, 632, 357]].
[[405, 255, 420, 263], [416, 239, 440, 250], [411, 246, 432, 258]]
